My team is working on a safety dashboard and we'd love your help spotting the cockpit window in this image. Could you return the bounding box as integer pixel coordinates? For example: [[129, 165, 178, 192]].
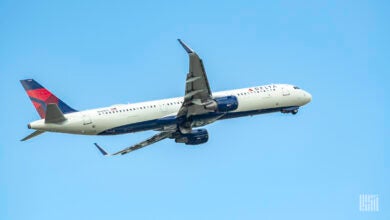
[[293, 86, 300, 89]]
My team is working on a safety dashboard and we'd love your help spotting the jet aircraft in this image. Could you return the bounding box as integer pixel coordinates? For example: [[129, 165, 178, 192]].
[[21, 39, 312, 155]]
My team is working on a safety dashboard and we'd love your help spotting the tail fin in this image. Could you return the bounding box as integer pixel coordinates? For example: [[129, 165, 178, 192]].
[[20, 79, 77, 118]]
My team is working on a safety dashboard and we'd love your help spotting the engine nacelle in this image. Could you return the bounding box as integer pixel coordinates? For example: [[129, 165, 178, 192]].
[[205, 95, 238, 112], [175, 129, 209, 145]]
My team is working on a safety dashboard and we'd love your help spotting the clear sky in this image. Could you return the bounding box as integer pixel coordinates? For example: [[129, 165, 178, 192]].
[[0, 0, 388, 219]]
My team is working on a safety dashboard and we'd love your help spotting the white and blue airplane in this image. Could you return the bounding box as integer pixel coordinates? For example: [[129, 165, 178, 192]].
[[21, 39, 312, 156]]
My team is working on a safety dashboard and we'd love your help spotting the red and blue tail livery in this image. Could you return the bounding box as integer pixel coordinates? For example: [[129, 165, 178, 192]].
[[20, 79, 77, 118]]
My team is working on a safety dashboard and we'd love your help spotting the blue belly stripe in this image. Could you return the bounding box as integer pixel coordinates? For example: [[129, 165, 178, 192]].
[[98, 106, 298, 135]]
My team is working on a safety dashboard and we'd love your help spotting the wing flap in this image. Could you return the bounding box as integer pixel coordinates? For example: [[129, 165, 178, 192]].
[[184, 89, 204, 99], [186, 76, 201, 83]]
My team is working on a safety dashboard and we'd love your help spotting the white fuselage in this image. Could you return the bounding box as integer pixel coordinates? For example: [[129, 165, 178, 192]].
[[28, 84, 311, 135]]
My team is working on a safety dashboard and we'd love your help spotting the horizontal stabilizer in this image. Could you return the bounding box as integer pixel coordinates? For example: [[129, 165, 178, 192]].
[[21, 130, 45, 141], [45, 103, 67, 123]]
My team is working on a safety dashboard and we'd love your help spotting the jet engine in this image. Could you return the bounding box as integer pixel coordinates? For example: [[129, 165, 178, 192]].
[[175, 129, 209, 145], [204, 95, 238, 112]]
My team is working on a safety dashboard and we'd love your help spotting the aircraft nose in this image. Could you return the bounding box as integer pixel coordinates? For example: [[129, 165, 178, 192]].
[[302, 90, 312, 104]]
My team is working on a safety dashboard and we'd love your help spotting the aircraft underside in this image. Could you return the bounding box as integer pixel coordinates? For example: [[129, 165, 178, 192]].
[[98, 106, 299, 135]]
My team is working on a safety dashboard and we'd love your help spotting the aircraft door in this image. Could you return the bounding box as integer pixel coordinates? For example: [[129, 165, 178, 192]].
[[282, 87, 290, 96], [79, 113, 96, 135], [82, 114, 92, 125], [159, 103, 167, 112]]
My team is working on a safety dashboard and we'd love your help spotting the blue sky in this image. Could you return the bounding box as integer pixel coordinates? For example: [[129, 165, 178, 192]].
[[0, 0, 388, 219]]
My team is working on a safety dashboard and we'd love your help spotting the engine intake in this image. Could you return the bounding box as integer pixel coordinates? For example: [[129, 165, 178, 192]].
[[175, 129, 209, 145], [205, 95, 238, 112]]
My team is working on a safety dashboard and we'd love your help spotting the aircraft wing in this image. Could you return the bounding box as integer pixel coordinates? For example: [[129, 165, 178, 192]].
[[94, 131, 172, 156], [95, 40, 215, 155], [177, 39, 214, 118]]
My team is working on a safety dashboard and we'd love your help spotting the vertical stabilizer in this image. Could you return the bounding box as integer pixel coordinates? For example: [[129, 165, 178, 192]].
[[20, 79, 77, 118]]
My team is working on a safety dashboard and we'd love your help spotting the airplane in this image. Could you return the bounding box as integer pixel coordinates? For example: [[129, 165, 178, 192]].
[[20, 39, 312, 156]]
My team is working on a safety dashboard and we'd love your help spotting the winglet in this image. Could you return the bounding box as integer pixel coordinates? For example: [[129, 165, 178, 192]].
[[177, 39, 194, 54], [94, 143, 110, 156]]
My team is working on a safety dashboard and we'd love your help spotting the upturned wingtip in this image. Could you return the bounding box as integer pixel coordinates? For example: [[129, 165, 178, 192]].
[[177, 39, 194, 54], [94, 143, 110, 156]]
